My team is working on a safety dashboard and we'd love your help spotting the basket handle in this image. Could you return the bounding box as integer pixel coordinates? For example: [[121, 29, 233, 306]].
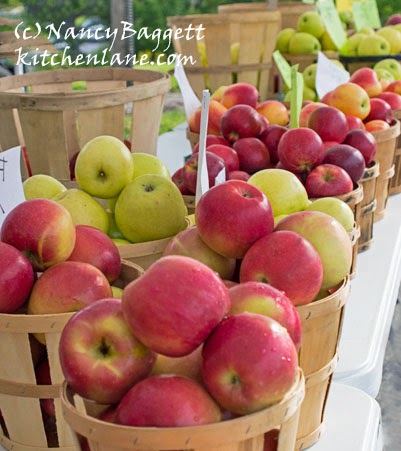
[[267, 0, 278, 10]]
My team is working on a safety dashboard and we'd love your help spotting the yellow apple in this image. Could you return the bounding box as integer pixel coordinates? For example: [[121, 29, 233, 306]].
[[23, 174, 66, 200], [132, 153, 170, 180]]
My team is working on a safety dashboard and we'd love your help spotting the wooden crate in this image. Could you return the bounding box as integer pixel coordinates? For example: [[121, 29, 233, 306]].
[[0, 260, 143, 451], [0, 67, 170, 180], [60, 370, 305, 451], [167, 10, 281, 101], [371, 120, 400, 221], [390, 109, 401, 195], [295, 276, 350, 450]]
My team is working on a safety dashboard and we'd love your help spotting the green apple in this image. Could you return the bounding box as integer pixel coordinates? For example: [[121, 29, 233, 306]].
[[303, 85, 317, 101], [374, 58, 401, 80], [107, 196, 118, 213], [132, 153, 170, 180], [111, 286, 123, 299], [288, 32, 321, 54], [75, 135, 134, 199], [340, 33, 365, 56], [248, 168, 310, 217], [374, 67, 395, 84], [297, 11, 325, 39], [305, 197, 355, 232], [302, 63, 318, 89], [230, 42, 240, 65], [114, 174, 188, 243], [23, 174, 66, 200], [107, 210, 125, 239], [358, 26, 375, 36], [112, 238, 131, 245], [53, 188, 110, 233], [357, 35, 391, 56], [330, 59, 346, 70], [376, 26, 401, 54], [275, 28, 296, 53], [339, 10, 353, 27], [320, 30, 337, 51]]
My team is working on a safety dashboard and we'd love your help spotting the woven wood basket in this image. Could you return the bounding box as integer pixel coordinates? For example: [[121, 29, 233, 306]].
[[0, 67, 170, 180], [295, 276, 350, 450], [60, 369, 305, 451], [0, 260, 143, 451], [390, 109, 401, 195], [167, 10, 281, 101], [370, 120, 400, 221], [358, 161, 380, 252]]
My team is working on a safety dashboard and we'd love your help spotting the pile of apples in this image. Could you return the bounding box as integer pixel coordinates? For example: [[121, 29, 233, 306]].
[[23, 135, 189, 245]]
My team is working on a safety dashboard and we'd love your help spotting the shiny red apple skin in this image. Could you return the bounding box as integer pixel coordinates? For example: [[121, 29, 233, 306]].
[[343, 129, 377, 165], [0, 199, 76, 272], [277, 127, 325, 173], [116, 374, 222, 427], [307, 105, 349, 143], [377, 92, 401, 111], [240, 230, 323, 306], [349, 67, 383, 98], [228, 281, 302, 349], [305, 163, 354, 198], [201, 312, 298, 415], [221, 82, 259, 109], [171, 167, 193, 195], [195, 180, 274, 259], [162, 225, 236, 280], [299, 102, 326, 128], [0, 242, 35, 313], [363, 98, 394, 124], [233, 137, 270, 174], [227, 170, 251, 181], [204, 143, 240, 173], [323, 144, 366, 184], [182, 151, 226, 195], [220, 104, 264, 143], [259, 124, 288, 164], [192, 135, 230, 154], [67, 225, 121, 283], [59, 298, 156, 404], [346, 115, 365, 131], [28, 261, 112, 315], [122, 255, 231, 357]]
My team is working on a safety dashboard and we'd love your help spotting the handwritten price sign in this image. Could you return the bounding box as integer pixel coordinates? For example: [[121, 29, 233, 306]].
[[0, 147, 26, 228]]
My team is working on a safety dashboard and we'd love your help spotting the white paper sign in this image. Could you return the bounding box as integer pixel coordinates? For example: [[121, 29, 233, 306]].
[[174, 59, 202, 122], [316, 51, 350, 100], [195, 90, 210, 204], [0, 146, 26, 228]]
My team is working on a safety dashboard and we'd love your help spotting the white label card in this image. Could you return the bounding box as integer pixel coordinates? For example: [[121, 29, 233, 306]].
[[195, 90, 211, 204], [315, 51, 350, 100], [174, 59, 202, 122], [0, 146, 26, 228]]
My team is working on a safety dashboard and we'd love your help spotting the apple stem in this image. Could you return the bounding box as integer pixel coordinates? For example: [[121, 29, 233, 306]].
[[143, 184, 154, 192]]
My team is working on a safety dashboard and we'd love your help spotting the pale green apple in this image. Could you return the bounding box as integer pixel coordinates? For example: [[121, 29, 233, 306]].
[[230, 42, 240, 64], [23, 174, 66, 200], [376, 26, 401, 54], [53, 188, 110, 233], [302, 63, 318, 89], [303, 85, 317, 102], [297, 11, 325, 39], [305, 197, 355, 232], [248, 168, 310, 217], [114, 174, 188, 243], [275, 28, 296, 53], [112, 238, 131, 245], [358, 26, 375, 36], [320, 30, 337, 51], [107, 196, 118, 213], [357, 35, 391, 56], [132, 153, 170, 180], [107, 210, 125, 239], [111, 286, 123, 299], [374, 67, 395, 84], [374, 58, 401, 80], [330, 59, 346, 70], [75, 135, 134, 199], [340, 33, 365, 56], [288, 32, 321, 54], [339, 10, 353, 27]]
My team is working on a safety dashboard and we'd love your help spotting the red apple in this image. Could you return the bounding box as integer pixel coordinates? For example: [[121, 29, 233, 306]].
[[323, 141, 340, 152], [342, 129, 377, 165], [377, 91, 401, 110], [256, 100, 289, 126], [162, 225, 236, 280], [264, 429, 279, 451], [307, 105, 349, 143], [182, 151, 226, 195], [233, 137, 270, 174], [277, 127, 325, 173], [188, 100, 227, 135], [363, 98, 394, 124], [116, 374, 222, 427], [98, 406, 118, 423], [69, 151, 80, 181], [202, 312, 298, 414], [324, 82, 371, 120], [385, 80, 401, 95], [192, 135, 230, 154], [386, 14, 401, 25], [276, 210, 352, 290], [0, 242, 35, 313], [305, 163, 354, 198], [346, 114, 365, 131], [299, 102, 326, 128], [59, 298, 156, 404], [323, 144, 366, 184], [259, 124, 288, 164], [122, 255, 231, 357], [35, 358, 55, 417], [221, 82, 259, 109], [349, 67, 383, 98], [220, 104, 264, 143], [227, 170, 251, 181], [1, 199, 76, 272], [67, 225, 121, 283], [205, 143, 240, 173], [240, 230, 323, 306], [364, 119, 391, 132], [28, 261, 112, 315], [195, 180, 274, 259], [171, 167, 193, 195], [228, 281, 302, 349]]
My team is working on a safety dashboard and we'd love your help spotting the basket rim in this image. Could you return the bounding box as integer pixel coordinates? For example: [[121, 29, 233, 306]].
[[167, 9, 281, 25], [370, 119, 400, 141], [60, 369, 305, 448]]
